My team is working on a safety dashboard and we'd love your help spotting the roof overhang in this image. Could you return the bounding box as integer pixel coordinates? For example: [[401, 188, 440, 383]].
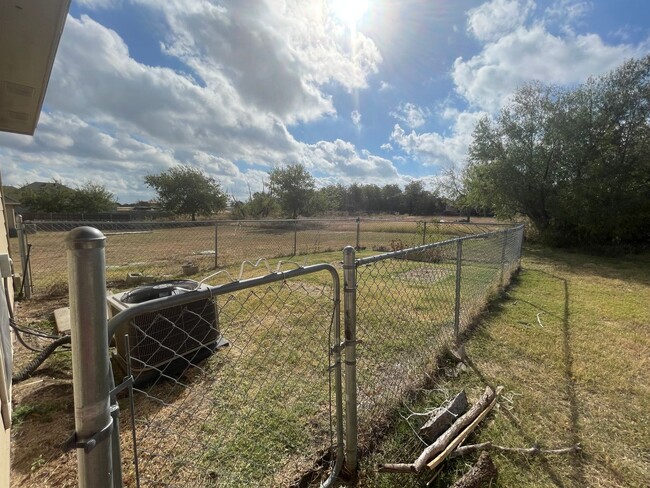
[[0, 0, 70, 135]]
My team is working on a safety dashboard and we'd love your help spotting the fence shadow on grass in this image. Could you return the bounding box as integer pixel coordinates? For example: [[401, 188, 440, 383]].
[[462, 270, 586, 488]]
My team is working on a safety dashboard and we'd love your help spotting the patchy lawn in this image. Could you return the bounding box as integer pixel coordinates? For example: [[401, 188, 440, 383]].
[[359, 245, 650, 487]]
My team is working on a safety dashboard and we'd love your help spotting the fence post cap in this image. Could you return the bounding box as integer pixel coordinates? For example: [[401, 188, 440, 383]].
[[65, 226, 106, 250]]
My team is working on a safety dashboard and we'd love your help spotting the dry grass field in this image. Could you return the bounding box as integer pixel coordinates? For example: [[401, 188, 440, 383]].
[[11, 218, 503, 298]]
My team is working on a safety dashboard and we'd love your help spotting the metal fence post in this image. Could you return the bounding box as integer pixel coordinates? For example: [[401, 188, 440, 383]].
[[214, 222, 219, 268], [293, 219, 298, 255], [422, 221, 427, 246], [16, 215, 32, 299], [453, 239, 463, 342], [355, 217, 361, 250], [66, 227, 114, 488], [342, 246, 358, 474], [499, 229, 508, 286]]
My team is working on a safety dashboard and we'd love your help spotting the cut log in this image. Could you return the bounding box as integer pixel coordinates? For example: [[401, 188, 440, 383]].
[[413, 385, 501, 472], [419, 390, 468, 443], [449, 451, 498, 488]]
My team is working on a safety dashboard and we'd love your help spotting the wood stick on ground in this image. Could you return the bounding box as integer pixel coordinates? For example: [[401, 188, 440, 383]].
[[449, 451, 498, 488], [450, 442, 582, 458], [377, 386, 502, 475], [412, 385, 501, 472], [426, 391, 500, 471]]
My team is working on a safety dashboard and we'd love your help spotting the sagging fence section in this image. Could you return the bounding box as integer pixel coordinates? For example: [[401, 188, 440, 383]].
[[12, 218, 507, 298], [55, 223, 523, 487]]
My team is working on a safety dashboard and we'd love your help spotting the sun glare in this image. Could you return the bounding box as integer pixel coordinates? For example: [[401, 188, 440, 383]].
[[331, 0, 369, 28]]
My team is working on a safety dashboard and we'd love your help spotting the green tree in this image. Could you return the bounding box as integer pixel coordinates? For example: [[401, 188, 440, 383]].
[[268, 164, 315, 218], [316, 184, 346, 212], [380, 184, 404, 213], [404, 180, 427, 215], [144, 165, 228, 221], [70, 183, 117, 212], [20, 181, 75, 213], [362, 184, 383, 213], [464, 55, 650, 246]]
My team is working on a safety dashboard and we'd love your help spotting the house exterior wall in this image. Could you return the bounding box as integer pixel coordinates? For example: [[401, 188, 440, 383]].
[[0, 184, 12, 488]]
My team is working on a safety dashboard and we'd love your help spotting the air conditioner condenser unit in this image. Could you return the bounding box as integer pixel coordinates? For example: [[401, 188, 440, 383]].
[[107, 280, 228, 384]]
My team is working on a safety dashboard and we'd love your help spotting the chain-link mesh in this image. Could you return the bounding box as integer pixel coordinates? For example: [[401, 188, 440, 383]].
[[14, 218, 509, 298], [106, 267, 341, 487], [352, 225, 524, 464]]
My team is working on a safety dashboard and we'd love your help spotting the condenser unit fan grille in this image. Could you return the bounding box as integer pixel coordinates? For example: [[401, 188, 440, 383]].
[[125, 299, 219, 371]]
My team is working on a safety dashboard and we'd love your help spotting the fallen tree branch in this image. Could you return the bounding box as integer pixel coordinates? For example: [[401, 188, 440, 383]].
[[414, 385, 501, 472], [377, 386, 502, 474], [450, 442, 581, 458], [426, 390, 500, 471]]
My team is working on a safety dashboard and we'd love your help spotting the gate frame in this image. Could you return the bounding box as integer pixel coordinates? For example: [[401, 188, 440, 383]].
[[68, 225, 345, 488]]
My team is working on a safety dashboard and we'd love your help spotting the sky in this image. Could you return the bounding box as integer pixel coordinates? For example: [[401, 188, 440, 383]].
[[1, 0, 649, 203]]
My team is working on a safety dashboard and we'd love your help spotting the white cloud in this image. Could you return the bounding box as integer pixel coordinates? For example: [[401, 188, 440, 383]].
[[380, 143, 393, 151], [467, 0, 534, 42], [351, 110, 362, 128], [10, 3, 384, 202], [75, 0, 120, 9], [302, 139, 402, 185], [390, 102, 431, 129], [544, 0, 592, 32], [139, 0, 381, 122], [453, 24, 643, 111], [390, 109, 487, 167]]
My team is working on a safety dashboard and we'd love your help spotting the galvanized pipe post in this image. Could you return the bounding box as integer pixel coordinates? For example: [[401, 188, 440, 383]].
[[499, 229, 508, 286], [453, 239, 463, 342], [422, 221, 427, 246], [66, 227, 115, 488], [342, 246, 358, 474], [293, 219, 298, 256], [355, 217, 361, 250], [16, 215, 31, 298], [214, 222, 219, 268]]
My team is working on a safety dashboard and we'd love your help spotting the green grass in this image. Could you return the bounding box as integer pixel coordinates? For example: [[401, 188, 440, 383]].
[[358, 245, 650, 487]]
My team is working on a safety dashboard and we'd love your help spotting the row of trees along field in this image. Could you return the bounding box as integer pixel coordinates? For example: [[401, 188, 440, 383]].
[[143, 164, 451, 221], [463, 55, 650, 247]]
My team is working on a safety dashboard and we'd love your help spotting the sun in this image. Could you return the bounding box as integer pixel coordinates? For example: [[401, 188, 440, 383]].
[[331, 0, 369, 29]]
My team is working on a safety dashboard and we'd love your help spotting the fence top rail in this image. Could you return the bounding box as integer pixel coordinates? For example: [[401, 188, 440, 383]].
[[106, 262, 340, 340], [355, 224, 524, 267], [23, 217, 522, 226]]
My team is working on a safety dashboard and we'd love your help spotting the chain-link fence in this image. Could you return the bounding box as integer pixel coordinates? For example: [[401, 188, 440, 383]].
[[346, 225, 524, 469], [12, 218, 508, 298], [15, 223, 523, 488]]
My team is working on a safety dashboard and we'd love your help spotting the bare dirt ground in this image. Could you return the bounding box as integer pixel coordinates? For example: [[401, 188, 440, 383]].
[[10, 296, 77, 487]]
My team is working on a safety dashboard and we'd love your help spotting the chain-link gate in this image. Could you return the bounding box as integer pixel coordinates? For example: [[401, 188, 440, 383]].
[[103, 264, 344, 487]]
